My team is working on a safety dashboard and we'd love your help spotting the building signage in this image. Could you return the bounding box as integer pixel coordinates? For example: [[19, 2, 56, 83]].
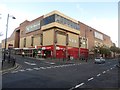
[[69, 38, 77, 43], [26, 20, 41, 33], [94, 31, 103, 40]]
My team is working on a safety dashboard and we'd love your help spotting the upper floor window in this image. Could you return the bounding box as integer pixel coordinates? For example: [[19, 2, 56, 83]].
[[41, 14, 55, 26], [41, 14, 80, 30], [55, 14, 80, 30]]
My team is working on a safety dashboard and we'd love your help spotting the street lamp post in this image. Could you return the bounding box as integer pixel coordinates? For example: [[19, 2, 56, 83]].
[[3, 14, 16, 61]]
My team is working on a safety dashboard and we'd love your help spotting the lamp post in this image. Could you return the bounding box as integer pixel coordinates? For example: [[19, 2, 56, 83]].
[[3, 14, 16, 61]]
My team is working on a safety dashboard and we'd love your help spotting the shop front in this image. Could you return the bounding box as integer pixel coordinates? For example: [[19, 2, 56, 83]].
[[41, 45, 54, 58], [80, 48, 89, 60], [56, 45, 66, 59], [67, 47, 79, 59]]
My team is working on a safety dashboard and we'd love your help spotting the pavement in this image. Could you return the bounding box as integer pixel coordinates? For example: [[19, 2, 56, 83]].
[[0, 49, 19, 74]]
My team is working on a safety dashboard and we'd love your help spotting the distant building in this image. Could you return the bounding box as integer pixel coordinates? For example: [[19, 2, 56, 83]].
[[2, 10, 113, 59]]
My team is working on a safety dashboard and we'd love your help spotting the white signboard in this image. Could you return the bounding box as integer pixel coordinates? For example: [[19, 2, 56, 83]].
[[94, 31, 103, 40], [26, 20, 41, 33]]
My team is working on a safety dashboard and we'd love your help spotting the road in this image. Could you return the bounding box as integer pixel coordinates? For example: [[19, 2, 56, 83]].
[[2, 55, 120, 89]]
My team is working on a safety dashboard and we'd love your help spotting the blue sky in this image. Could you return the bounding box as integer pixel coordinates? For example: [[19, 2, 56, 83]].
[[0, 2, 118, 46], [4, 2, 117, 19]]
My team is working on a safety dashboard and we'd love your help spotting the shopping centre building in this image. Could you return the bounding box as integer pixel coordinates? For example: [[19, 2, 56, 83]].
[[2, 10, 113, 59]]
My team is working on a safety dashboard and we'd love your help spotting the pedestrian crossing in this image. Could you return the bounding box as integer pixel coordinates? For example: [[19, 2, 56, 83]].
[[11, 63, 81, 73]]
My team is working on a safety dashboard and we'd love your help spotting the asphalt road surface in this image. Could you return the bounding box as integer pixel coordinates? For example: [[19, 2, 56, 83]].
[[2, 55, 120, 89]]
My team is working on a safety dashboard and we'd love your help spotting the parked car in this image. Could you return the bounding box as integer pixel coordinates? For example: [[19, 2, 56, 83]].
[[94, 57, 105, 64]]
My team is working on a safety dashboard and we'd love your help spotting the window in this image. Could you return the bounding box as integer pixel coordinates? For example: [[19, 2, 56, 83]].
[[55, 14, 61, 23], [42, 14, 55, 26], [55, 14, 80, 30], [31, 36, 34, 46], [41, 14, 80, 30], [24, 38, 26, 47]]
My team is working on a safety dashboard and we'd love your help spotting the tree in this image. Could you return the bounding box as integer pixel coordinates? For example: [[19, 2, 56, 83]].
[[110, 46, 119, 58], [116, 47, 120, 54], [110, 46, 117, 53], [99, 46, 111, 57]]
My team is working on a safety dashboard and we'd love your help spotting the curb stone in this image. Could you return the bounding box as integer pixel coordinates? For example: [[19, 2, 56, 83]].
[[2, 63, 21, 75]]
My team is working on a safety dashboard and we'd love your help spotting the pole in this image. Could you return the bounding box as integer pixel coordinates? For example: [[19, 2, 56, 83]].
[[3, 14, 9, 61]]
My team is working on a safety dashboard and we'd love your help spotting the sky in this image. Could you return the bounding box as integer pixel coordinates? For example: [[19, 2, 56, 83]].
[[0, 1, 119, 47]]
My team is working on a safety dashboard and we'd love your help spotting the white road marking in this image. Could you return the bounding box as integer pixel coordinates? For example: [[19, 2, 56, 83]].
[[40, 67, 46, 69], [88, 77, 94, 81], [75, 83, 84, 88], [107, 69, 109, 72], [24, 61, 36, 66], [103, 71, 106, 74], [69, 64, 72, 66], [50, 63, 55, 65], [69, 87, 75, 90], [30, 63, 36, 65], [111, 68, 113, 70], [97, 74, 101, 77], [26, 68, 33, 71], [46, 67, 52, 69], [61, 65, 65, 67], [59, 65, 63, 67], [54, 66, 60, 68], [45, 62, 55, 65], [51, 66, 56, 68], [10, 62, 82, 74], [68, 64, 72, 66], [33, 68, 40, 70], [19, 69, 25, 72], [11, 71, 18, 73]]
